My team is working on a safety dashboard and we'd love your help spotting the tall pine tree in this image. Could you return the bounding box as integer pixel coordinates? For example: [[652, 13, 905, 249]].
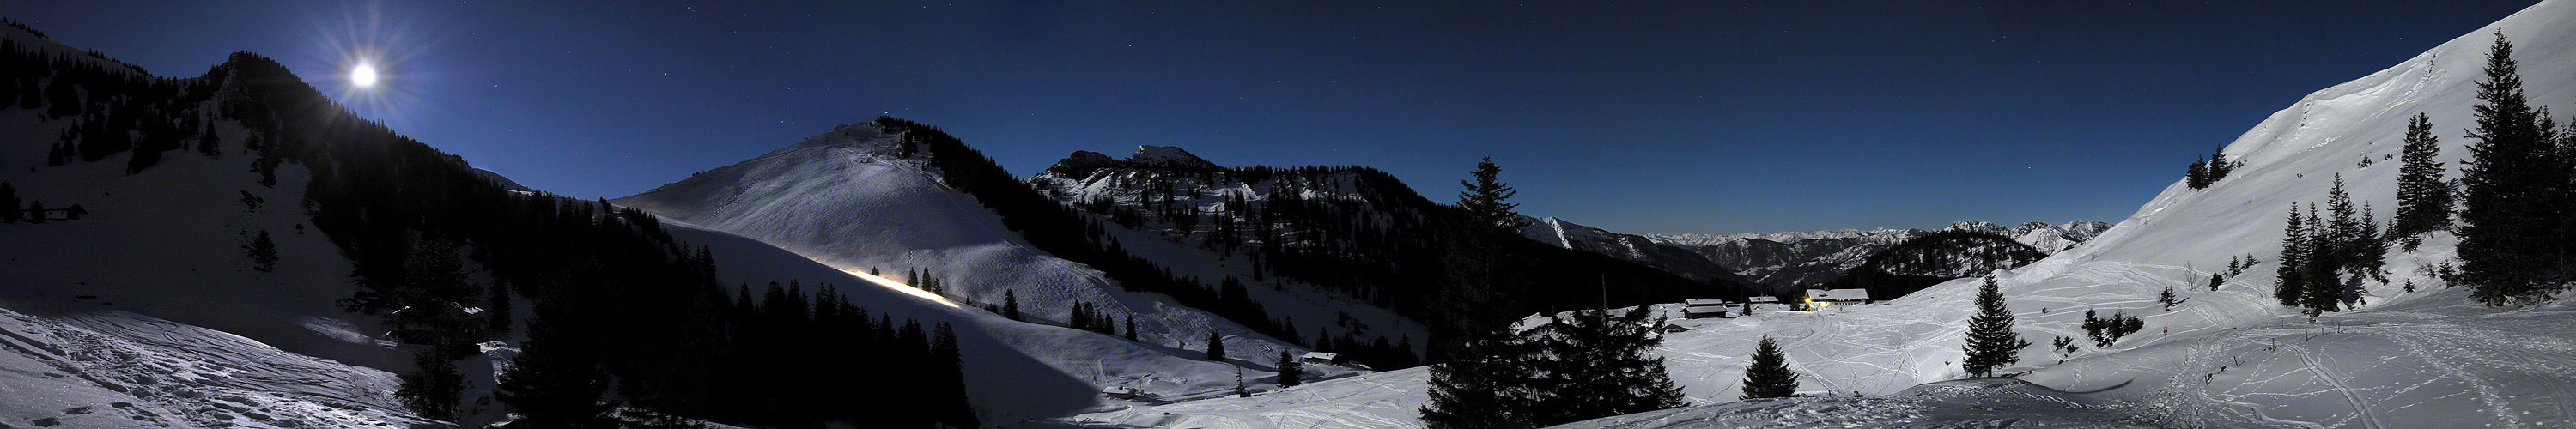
[[1741, 336, 1799, 399], [2275, 204, 2309, 305], [1206, 331, 1226, 361], [2393, 112, 2451, 244], [1422, 157, 1535, 428], [1002, 289, 1021, 321], [2457, 29, 2566, 305], [1277, 351, 1303, 387], [1960, 276, 2030, 378]]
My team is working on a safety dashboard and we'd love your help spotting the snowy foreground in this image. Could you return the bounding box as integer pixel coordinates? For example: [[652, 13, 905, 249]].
[[1033, 1, 2576, 427]]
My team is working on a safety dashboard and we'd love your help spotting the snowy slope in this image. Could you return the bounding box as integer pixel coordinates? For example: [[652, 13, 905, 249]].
[[1048, 2, 2576, 427], [0, 25, 425, 427], [1019, 147, 1432, 353], [612, 124, 1407, 407], [659, 220, 1294, 422]]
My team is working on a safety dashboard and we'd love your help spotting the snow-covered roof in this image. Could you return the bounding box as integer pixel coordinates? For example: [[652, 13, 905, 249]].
[[1684, 298, 1731, 306], [1747, 296, 1780, 303], [1807, 288, 1870, 301], [1302, 352, 1339, 360], [1102, 386, 1139, 395]]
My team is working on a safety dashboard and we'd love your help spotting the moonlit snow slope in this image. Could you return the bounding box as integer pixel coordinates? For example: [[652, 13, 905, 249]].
[[0, 24, 426, 426], [1054, 2, 2576, 427], [613, 124, 1406, 418]]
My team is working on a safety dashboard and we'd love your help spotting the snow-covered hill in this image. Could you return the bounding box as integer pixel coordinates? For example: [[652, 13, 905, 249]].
[[1046, 1, 2576, 427], [611, 124, 1413, 404], [0, 23, 428, 427]]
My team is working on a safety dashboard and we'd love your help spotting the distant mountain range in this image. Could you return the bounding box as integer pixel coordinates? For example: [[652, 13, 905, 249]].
[[1626, 221, 2110, 294]]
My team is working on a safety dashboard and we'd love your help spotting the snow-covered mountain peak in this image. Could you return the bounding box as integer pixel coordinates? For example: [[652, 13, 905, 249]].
[[755, 121, 902, 160]]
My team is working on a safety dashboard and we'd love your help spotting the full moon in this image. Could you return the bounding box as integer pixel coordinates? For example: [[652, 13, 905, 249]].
[[351, 63, 379, 88]]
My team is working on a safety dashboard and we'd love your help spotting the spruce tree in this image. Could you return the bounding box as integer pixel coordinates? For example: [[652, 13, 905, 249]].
[[1277, 350, 1304, 387], [1003, 289, 1021, 321], [2274, 205, 2308, 305], [495, 315, 615, 429], [2159, 284, 2178, 311], [1960, 276, 2030, 378], [1206, 331, 1226, 361], [246, 230, 278, 272], [2458, 29, 2562, 305], [1437, 157, 1531, 357], [1513, 307, 1686, 425], [1741, 336, 1798, 399], [2300, 212, 2343, 317], [1423, 157, 1540, 428], [2393, 112, 2451, 243], [2186, 156, 2210, 190], [2208, 147, 2233, 183], [2208, 273, 2224, 291], [1420, 330, 1530, 429], [1124, 315, 1138, 341]]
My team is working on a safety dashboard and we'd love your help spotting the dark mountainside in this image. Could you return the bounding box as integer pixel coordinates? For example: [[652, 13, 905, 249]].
[[1822, 230, 2050, 300], [1028, 148, 1743, 320], [1, 25, 975, 427]]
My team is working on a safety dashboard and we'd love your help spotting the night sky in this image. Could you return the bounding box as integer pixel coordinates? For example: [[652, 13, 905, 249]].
[[10, 1, 2543, 234]]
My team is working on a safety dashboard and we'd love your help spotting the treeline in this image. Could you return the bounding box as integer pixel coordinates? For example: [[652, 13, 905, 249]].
[[0, 37, 225, 176], [4, 33, 979, 427], [2184, 146, 2237, 190], [2272, 175, 2385, 316], [1030, 148, 1728, 366], [218, 54, 978, 428], [1421, 307, 1686, 427], [874, 117, 1346, 362], [2278, 30, 2576, 309], [1824, 230, 2046, 300]]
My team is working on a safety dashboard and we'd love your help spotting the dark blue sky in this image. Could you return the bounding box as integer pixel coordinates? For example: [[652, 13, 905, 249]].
[[12, 1, 2541, 234]]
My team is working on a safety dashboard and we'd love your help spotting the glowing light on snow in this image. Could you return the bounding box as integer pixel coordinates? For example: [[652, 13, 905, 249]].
[[843, 269, 964, 309], [350, 62, 380, 88]]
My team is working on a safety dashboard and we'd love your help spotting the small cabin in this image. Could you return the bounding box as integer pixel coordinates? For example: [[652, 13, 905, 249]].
[[1746, 296, 1780, 304], [1682, 305, 1735, 319], [1684, 298, 1732, 307], [1302, 352, 1342, 366], [1804, 288, 1872, 305], [1102, 386, 1141, 400]]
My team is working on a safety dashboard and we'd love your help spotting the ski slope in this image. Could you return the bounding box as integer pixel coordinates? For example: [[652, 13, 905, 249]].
[[1044, 1, 2576, 427]]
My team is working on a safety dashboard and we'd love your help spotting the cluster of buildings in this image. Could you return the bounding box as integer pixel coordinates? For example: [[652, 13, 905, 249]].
[[1681, 288, 1872, 319]]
